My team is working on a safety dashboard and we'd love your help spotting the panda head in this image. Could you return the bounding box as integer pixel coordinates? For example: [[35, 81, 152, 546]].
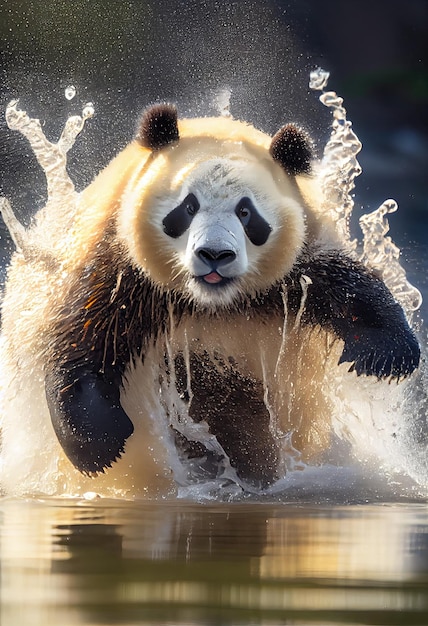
[[118, 104, 313, 310]]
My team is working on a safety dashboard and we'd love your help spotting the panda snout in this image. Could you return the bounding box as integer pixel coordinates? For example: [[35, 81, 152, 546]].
[[188, 220, 248, 286], [196, 247, 237, 271]]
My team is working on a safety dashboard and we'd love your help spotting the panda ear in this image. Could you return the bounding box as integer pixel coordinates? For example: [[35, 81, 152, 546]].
[[269, 123, 313, 175], [136, 103, 179, 150]]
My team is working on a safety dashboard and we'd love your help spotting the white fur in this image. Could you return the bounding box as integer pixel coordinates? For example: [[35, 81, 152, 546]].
[[164, 158, 305, 309]]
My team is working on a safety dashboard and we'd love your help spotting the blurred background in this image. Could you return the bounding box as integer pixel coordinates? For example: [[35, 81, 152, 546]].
[[0, 0, 426, 307]]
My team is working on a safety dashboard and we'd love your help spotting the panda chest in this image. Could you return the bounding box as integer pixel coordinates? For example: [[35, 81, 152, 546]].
[[123, 313, 309, 488], [164, 314, 287, 408]]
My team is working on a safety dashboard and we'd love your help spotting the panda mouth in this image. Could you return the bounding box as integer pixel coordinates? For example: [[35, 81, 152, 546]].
[[203, 271, 224, 284], [195, 272, 234, 287]]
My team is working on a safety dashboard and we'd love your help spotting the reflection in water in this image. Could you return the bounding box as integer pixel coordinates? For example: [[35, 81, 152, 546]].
[[1, 498, 428, 625]]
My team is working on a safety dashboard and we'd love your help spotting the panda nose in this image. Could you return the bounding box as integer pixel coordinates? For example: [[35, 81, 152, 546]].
[[196, 247, 236, 268]]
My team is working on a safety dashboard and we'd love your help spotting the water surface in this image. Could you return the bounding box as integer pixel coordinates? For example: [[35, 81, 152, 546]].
[[1, 497, 428, 625]]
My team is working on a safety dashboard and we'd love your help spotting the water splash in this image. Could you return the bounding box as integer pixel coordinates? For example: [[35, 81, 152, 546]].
[[308, 68, 426, 499], [4, 99, 93, 208], [1, 100, 95, 257], [310, 67, 361, 252], [359, 199, 422, 318], [310, 67, 422, 321], [0, 197, 27, 253]]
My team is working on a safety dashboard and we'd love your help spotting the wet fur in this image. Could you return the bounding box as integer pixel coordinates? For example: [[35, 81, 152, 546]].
[[0, 106, 420, 496], [34, 236, 420, 487]]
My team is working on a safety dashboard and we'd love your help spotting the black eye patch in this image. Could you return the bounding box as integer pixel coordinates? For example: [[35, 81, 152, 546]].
[[235, 198, 272, 246], [162, 193, 200, 238]]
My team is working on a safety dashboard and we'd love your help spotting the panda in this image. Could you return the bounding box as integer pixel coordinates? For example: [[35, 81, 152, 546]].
[[0, 103, 420, 497]]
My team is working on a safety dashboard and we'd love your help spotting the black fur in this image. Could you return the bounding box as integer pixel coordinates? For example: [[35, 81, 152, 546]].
[[136, 103, 179, 150], [44, 240, 420, 477], [284, 247, 420, 379], [270, 123, 313, 175], [44, 232, 171, 474], [45, 368, 133, 474], [163, 193, 200, 238], [173, 352, 280, 488], [235, 197, 272, 246]]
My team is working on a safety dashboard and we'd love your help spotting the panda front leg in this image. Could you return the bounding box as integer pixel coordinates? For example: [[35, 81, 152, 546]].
[[290, 249, 420, 379], [43, 260, 160, 475]]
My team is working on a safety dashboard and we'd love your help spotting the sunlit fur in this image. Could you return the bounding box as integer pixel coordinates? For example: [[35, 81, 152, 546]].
[[117, 119, 311, 310], [40, 115, 319, 294]]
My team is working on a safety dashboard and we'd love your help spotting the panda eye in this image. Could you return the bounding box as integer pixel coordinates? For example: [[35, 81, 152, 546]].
[[236, 204, 251, 226], [185, 196, 199, 216]]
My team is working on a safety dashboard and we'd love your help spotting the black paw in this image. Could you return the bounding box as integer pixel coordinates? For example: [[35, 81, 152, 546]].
[[339, 326, 420, 380], [46, 370, 134, 474]]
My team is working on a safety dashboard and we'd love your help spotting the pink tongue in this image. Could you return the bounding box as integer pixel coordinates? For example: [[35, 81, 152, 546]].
[[204, 272, 223, 284]]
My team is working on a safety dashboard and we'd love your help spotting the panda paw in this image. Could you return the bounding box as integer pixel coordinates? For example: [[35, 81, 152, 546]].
[[339, 327, 420, 380], [46, 370, 134, 474]]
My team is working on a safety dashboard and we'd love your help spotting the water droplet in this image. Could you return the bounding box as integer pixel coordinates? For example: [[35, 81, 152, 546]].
[[82, 102, 95, 119], [64, 85, 76, 101]]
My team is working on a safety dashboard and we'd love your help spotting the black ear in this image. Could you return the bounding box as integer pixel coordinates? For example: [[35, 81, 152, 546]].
[[136, 103, 179, 150], [269, 124, 313, 175]]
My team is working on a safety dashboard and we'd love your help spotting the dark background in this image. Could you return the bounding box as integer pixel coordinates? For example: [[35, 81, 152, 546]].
[[0, 0, 427, 305]]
